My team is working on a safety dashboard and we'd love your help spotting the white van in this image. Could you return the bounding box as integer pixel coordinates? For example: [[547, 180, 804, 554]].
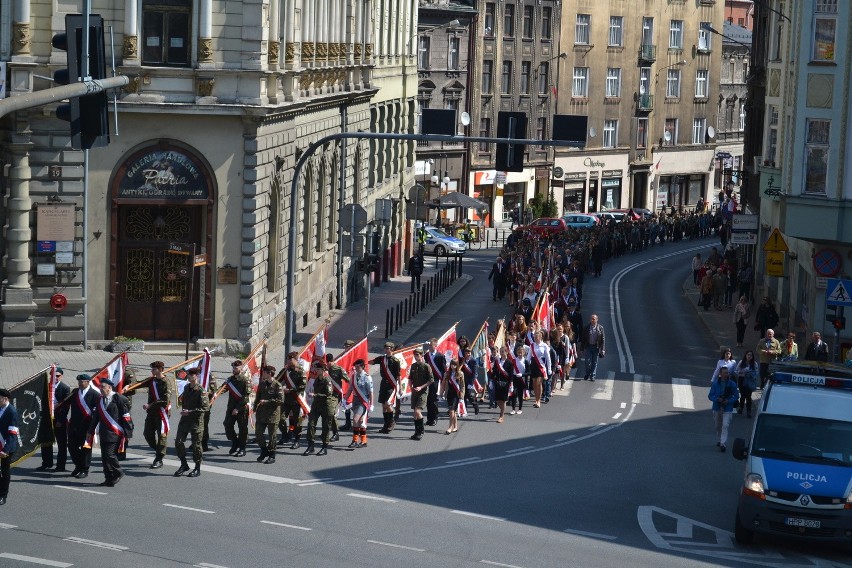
[[731, 363, 852, 546]]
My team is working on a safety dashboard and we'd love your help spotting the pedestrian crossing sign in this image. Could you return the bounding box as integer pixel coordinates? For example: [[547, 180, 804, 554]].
[[825, 278, 852, 306]]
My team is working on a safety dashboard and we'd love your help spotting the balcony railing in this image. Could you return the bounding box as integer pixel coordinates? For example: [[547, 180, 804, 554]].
[[639, 44, 656, 62], [638, 94, 654, 110]]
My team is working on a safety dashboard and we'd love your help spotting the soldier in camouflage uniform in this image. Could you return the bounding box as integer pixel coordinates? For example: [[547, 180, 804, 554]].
[[253, 365, 282, 464], [325, 353, 350, 443], [222, 360, 250, 457], [202, 374, 217, 452], [304, 359, 336, 456], [127, 361, 172, 469], [280, 352, 307, 450], [174, 367, 209, 478], [407, 348, 433, 441]]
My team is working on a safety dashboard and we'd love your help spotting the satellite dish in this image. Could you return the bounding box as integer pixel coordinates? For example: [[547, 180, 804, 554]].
[[664, 131, 672, 142], [639, 85, 646, 95], [460, 112, 471, 126], [589, 127, 597, 138], [707, 126, 716, 139]]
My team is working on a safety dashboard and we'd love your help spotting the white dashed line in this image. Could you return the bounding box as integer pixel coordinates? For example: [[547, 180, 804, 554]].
[[0, 553, 72, 567], [481, 561, 525, 568], [632, 374, 652, 405], [672, 378, 695, 409], [373, 467, 415, 475], [505, 446, 535, 454], [53, 485, 107, 495], [589, 423, 607, 431], [451, 510, 505, 521], [163, 503, 215, 514], [0, 523, 17, 529], [620, 402, 627, 409], [260, 520, 313, 531], [612, 413, 623, 420], [63, 537, 128, 551], [554, 435, 577, 442], [446, 457, 481, 464], [563, 528, 618, 541], [195, 563, 230, 568], [347, 493, 398, 503], [367, 540, 425, 552], [591, 372, 615, 400]]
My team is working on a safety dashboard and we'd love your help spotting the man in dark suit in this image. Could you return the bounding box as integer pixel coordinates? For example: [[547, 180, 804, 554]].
[[804, 331, 830, 362], [0, 388, 20, 505], [488, 256, 504, 301], [566, 301, 583, 342], [38, 367, 71, 472], [424, 338, 446, 426], [371, 342, 401, 434], [68, 374, 101, 479], [581, 314, 606, 381], [87, 378, 133, 487]]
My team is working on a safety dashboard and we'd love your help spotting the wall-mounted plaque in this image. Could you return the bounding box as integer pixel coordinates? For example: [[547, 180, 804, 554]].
[[37, 204, 75, 241], [217, 266, 238, 285]]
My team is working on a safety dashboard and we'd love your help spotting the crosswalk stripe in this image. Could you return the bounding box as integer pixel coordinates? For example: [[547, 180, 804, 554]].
[[671, 378, 695, 409], [632, 374, 652, 405], [591, 371, 615, 400]]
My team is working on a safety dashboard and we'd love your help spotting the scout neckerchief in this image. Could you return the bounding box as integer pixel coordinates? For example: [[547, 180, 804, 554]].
[[447, 372, 466, 416], [151, 379, 171, 435]]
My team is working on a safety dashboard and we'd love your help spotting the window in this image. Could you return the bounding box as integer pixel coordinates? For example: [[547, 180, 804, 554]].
[[692, 118, 706, 144], [575, 14, 591, 45], [609, 16, 623, 47], [538, 63, 549, 94], [636, 117, 649, 148], [603, 120, 618, 148], [695, 69, 708, 98], [804, 119, 830, 194], [669, 20, 683, 49], [142, 0, 192, 66], [501, 61, 512, 94], [537, 117, 547, 150], [503, 4, 515, 37], [446, 98, 459, 111], [449, 37, 460, 70], [815, 0, 838, 11], [479, 118, 491, 151], [698, 23, 712, 51], [605, 68, 621, 97], [541, 7, 552, 40], [738, 17, 744, 26], [767, 127, 778, 162], [482, 60, 493, 93], [520, 61, 531, 94], [666, 69, 681, 98], [418, 36, 430, 69], [664, 118, 678, 145], [639, 67, 651, 96], [484, 3, 495, 36], [572, 67, 589, 97], [813, 15, 836, 61], [739, 102, 746, 130], [641, 17, 654, 45], [523, 6, 534, 39]]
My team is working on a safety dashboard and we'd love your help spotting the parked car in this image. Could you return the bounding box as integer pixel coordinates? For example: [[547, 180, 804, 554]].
[[596, 211, 627, 224], [415, 225, 467, 256], [524, 217, 568, 237], [562, 214, 599, 229]]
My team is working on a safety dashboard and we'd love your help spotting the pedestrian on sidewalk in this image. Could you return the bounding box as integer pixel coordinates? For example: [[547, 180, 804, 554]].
[[699, 270, 714, 311], [733, 295, 751, 347], [708, 367, 739, 452], [756, 329, 781, 389], [804, 332, 829, 362], [691, 253, 702, 286], [736, 351, 758, 418], [780, 332, 799, 362], [754, 297, 779, 339], [711, 347, 737, 383], [408, 250, 424, 293]]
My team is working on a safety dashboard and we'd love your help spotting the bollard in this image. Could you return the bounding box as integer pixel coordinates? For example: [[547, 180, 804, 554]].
[[458, 254, 463, 277], [385, 309, 390, 338], [404, 297, 410, 321]]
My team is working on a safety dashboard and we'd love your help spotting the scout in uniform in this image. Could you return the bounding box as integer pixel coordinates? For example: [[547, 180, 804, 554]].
[[87, 378, 133, 487], [126, 361, 172, 469], [407, 347, 433, 440], [253, 365, 282, 464], [371, 342, 401, 434], [304, 359, 336, 456], [280, 352, 307, 449], [325, 353, 350, 443], [67, 374, 101, 478], [222, 360, 250, 457], [343, 359, 373, 448], [174, 367, 209, 477]]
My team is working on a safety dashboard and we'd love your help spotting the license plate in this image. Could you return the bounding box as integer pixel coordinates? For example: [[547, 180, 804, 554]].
[[784, 517, 821, 529]]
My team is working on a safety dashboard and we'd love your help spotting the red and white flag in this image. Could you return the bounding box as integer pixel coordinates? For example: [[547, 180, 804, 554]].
[[174, 348, 214, 396], [392, 345, 419, 402], [335, 338, 370, 405], [436, 323, 459, 362], [299, 324, 329, 373], [534, 290, 551, 333], [91, 352, 129, 393]]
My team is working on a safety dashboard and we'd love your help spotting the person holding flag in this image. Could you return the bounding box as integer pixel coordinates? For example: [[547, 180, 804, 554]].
[[407, 347, 433, 441], [439, 359, 465, 434], [344, 359, 373, 448], [67, 374, 101, 479], [338, 339, 357, 432], [372, 342, 402, 434], [38, 366, 71, 472], [460, 348, 480, 415], [253, 365, 282, 464], [303, 359, 336, 456], [173, 367, 209, 477], [222, 360, 250, 457], [86, 378, 133, 487], [280, 352, 308, 450], [126, 361, 172, 469], [0, 388, 20, 505], [424, 338, 446, 426], [325, 353, 350, 443]]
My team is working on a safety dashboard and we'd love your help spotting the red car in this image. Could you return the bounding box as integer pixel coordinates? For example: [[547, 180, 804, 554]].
[[524, 217, 567, 236]]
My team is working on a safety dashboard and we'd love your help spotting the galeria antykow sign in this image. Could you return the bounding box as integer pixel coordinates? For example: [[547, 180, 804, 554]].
[[118, 149, 209, 202]]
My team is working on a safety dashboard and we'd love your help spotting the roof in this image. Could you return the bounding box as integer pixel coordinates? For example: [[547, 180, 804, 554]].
[[419, 0, 477, 14], [723, 22, 752, 47]]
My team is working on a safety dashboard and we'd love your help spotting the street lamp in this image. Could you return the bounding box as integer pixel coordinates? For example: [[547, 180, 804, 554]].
[[654, 59, 688, 85]]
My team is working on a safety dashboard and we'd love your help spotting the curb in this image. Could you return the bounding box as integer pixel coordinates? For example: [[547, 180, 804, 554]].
[[388, 274, 474, 346], [682, 275, 739, 352]]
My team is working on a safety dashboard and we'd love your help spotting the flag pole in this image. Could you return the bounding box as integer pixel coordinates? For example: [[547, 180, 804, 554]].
[[297, 321, 329, 359]]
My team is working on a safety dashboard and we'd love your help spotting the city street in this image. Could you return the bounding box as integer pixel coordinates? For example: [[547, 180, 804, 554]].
[[1, 241, 850, 568]]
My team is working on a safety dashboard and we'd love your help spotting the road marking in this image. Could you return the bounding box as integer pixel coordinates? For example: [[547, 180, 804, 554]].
[[0, 553, 72, 567], [554, 435, 576, 442], [563, 528, 618, 541], [367, 540, 424, 552], [260, 520, 313, 531], [195, 563, 230, 568], [481, 561, 525, 568], [620, 402, 627, 409], [612, 412, 622, 420], [672, 378, 695, 409], [632, 374, 652, 405], [163, 503, 215, 514], [0, 523, 17, 529], [123, 452, 306, 484], [347, 493, 398, 503], [63, 537, 128, 551], [591, 372, 614, 400], [451, 510, 505, 521], [445, 457, 481, 464], [589, 423, 607, 431], [53, 485, 107, 495], [373, 467, 414, 475], [505, 446, 535, 454]]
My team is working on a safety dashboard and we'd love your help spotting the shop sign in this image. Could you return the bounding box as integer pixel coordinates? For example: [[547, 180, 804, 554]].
[[601, 170, 623, 177], [564, 172, 586, 180], [535, 167, 550, 179], [583, 158, 606, 168], [602, 179, 621, 187], [118, 150, 209, 201], [656, 189, 668, 209]]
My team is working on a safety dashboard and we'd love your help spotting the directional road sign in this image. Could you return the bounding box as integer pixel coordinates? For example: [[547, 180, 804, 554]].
[[826, 278, 852, 307], [342, 234, 365, 258], [731, 214, 758, 232], [341, 204, 368, 233]]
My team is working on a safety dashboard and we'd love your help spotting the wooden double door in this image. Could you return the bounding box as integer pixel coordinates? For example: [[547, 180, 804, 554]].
[[116, 205, 202, 341]]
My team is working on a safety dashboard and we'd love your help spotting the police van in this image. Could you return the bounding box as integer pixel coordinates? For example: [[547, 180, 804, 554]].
[[731, 362, 852, 546], [413, 224, 466, 256]]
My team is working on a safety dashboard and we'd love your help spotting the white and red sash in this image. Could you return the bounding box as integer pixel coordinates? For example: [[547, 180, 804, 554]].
[[353, 375, 372, 415], [225, 379, 244, 399], [530, 343, 548, 377], [75, 388, 93, 419], [97, 398, 125, 437], [282, 372, 311, 415], [381, 357, 399, 406], [426, 352, 443, 381], [152, 381, 171, 435], [463, 359, 483, 393], [448, 373, 467, 416]]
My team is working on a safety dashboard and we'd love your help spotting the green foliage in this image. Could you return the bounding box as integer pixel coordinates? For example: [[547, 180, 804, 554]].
[[529, 193, 558, 219], [112, 336, 143, 343]]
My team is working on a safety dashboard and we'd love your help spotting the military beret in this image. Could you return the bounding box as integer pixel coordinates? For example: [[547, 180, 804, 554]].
[[261, 365, 276, 374], [313, 359, 327, 369], [76, 373, 92, 381], [100, 378, 114, 387], [55, 366, 64, 375], [325, 353, 334, 362], [231, 360, 243, 367], [287, 351, 299, 359], [0, 388, 10, 398], [354, 359, 365, 366]]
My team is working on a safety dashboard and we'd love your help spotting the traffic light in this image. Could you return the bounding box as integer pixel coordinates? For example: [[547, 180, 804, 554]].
[[52, 14, 110, 150], [496, 111, 527, 172], [833, 317, 846, 331]]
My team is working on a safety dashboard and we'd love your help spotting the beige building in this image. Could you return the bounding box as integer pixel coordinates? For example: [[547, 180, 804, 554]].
[[0, 0, 418, 353], [556, 0, 725, 214]]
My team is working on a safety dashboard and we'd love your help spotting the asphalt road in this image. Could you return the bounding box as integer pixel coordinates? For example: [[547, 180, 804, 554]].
[[1, 241, 850, 568]]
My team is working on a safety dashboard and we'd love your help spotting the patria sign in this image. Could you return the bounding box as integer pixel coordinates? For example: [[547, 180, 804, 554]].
[[584, 158, 606, 168], [118, 149, 209, 201]]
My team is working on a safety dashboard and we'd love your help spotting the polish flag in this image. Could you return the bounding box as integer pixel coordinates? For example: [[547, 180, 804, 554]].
[[334, 338, 370, 404], [91, 352, 129, 393], [534, 290, 551, 333]]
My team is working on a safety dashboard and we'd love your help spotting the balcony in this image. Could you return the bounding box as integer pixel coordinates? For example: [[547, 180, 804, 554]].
[[639, 44, 656, 62], [637, 94, 654, 110]]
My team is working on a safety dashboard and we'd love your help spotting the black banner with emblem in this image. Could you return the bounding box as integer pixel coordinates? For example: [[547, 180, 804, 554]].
[[10, 369, 52, 465]]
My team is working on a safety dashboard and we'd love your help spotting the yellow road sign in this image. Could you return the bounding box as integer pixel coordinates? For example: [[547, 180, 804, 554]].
[[765, 251, 785, 277], [763, 228, 789, 252]]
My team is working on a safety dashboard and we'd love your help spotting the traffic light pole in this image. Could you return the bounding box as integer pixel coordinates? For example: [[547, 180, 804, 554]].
[[0, 76, 129, 119], [284, 131, 581, 353]]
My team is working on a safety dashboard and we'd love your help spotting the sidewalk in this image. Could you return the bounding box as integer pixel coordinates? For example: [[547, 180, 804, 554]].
[[0, 253, 477, 388], [682, 275, 762, 356]]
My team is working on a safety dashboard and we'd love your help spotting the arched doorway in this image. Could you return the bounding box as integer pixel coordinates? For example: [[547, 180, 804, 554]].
[[107, 142, 215, 340]]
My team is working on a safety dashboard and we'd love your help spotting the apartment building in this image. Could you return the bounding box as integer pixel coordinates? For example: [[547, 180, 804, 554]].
[[724, 0, 754, 30], [555, 0, 724, 215], [714, 22, 751, 193], [0, 0, 418, 353]]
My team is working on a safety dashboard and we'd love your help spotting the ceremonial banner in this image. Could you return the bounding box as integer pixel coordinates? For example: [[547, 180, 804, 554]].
[[91, 352, 129, 392], [392, 345, 419, 401], [174, 348, 214, 397], [299, 323, 329, 372], [533, 287, 552, 333], [334, 337, 370, 404], [243, 341, 267, 390], [493, 320, 506, 351], [471, 320, 489, 393], [10, 368, 52, 465], [436, 323, 460, 362]]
